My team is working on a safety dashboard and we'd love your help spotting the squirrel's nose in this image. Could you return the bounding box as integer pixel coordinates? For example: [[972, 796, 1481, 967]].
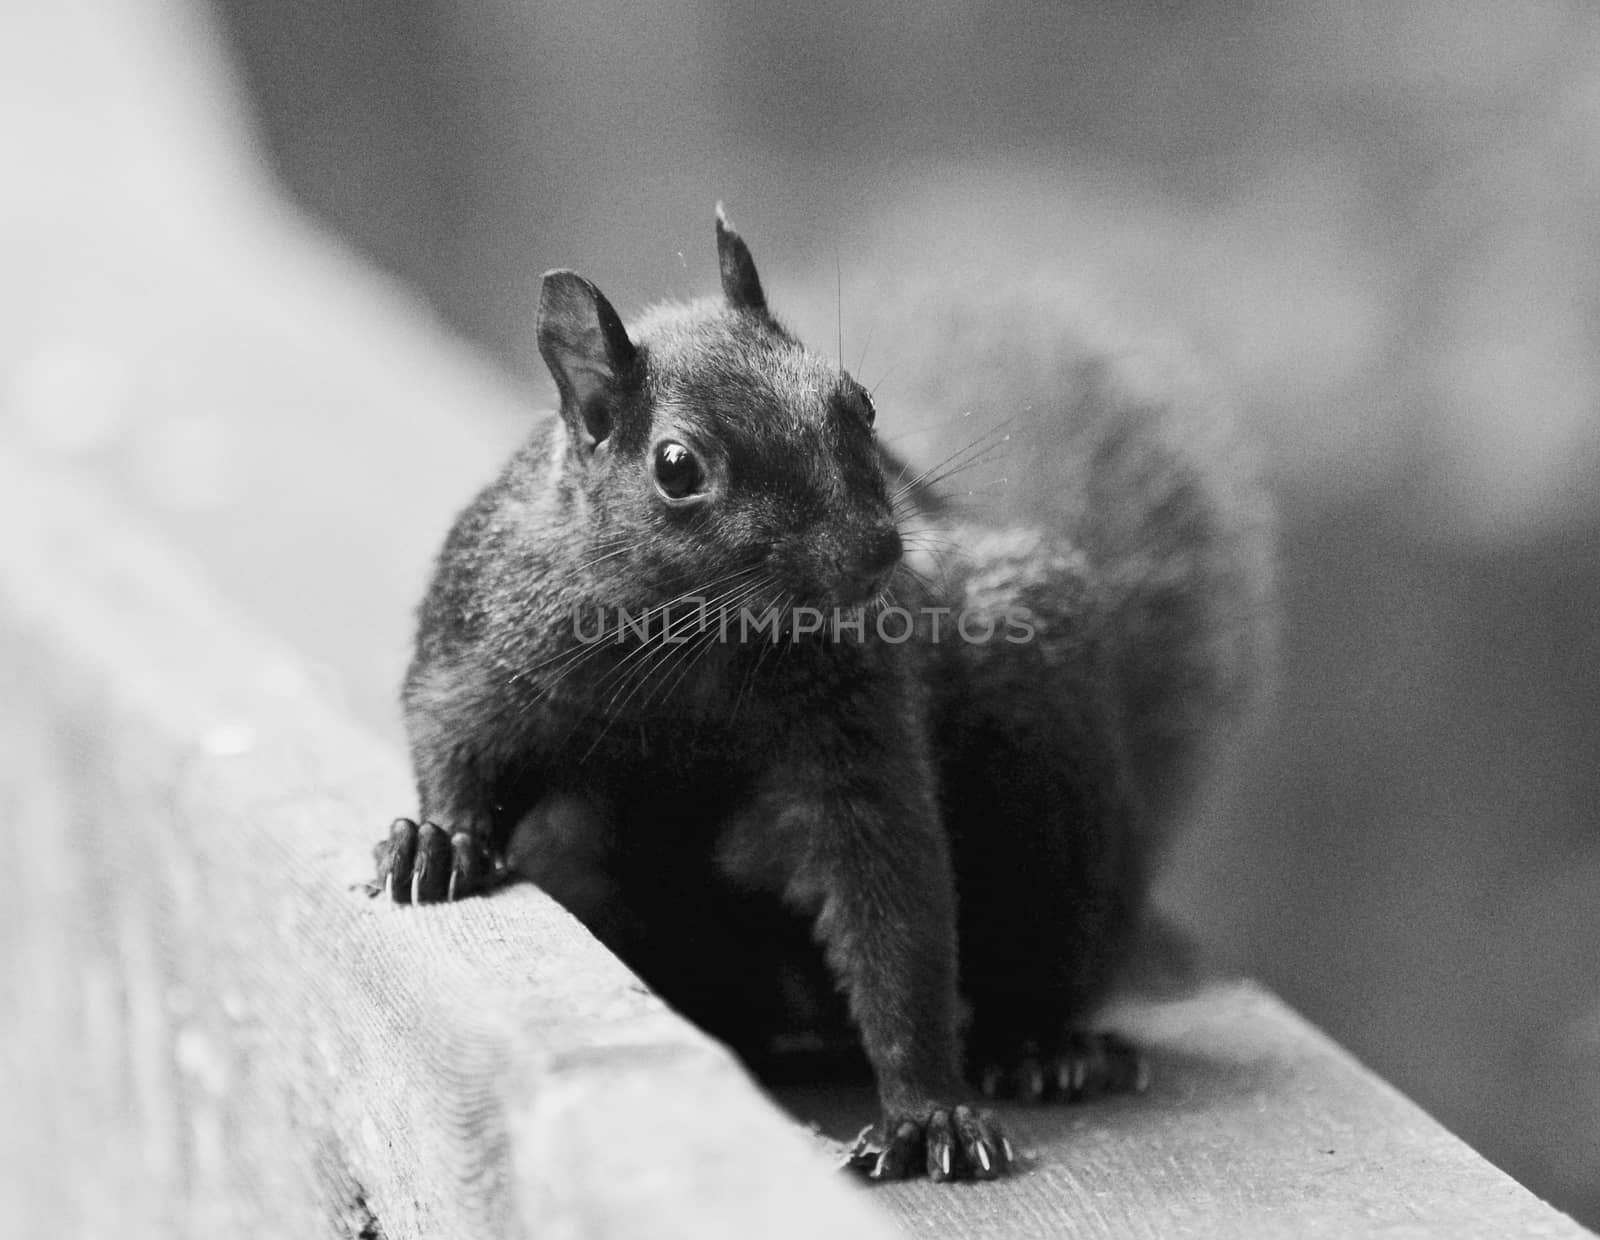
[[853, 526, 902, 580]]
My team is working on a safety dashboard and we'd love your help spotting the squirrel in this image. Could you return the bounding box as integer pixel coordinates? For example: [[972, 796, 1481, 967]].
[[371, 208, 1274, 1183]]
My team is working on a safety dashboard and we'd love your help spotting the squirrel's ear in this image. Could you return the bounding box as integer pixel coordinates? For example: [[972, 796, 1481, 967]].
[[715, 204, 768, 316], [537, 270, 638, 434]]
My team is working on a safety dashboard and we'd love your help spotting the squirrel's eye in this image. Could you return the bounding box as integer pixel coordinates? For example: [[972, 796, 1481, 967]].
[[653, 440, 705, 500], [858, 389, 877, 427]]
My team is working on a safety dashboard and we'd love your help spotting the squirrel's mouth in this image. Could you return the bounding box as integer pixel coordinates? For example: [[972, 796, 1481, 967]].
[[828, 570, 896, 611]]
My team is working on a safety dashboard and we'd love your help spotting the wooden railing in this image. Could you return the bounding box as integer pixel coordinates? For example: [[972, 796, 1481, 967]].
[[2, 435, 1591, 1238]]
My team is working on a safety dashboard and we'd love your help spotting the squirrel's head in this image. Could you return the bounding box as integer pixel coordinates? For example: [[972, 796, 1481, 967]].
[[535, 208, 902, 612]]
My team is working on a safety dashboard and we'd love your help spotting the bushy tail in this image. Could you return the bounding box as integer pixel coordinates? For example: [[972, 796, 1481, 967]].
[[1065, 361, 1277, 839], [880, 276, 1276, 843]]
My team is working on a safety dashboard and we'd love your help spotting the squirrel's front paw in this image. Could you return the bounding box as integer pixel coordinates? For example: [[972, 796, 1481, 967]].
[[368, 817, 497, 903], [843, 1104, 1014, 1182], [975, 1031, 1149, 1103]]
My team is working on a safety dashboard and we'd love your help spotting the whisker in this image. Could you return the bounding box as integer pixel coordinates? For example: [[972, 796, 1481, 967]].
[[573, 540, 639, 574], [854, 319, 877, 377], [581, 567, 763, 696], [898, 526, 964, 549], [592, 570, 772, 720], [522, 563, 765, 701], [891, 420, 1018, 502], [589, 586, 759, 738], [836, 249, 843, 369], [632, 573, 774, 708], [879, 408, 984, 446], [650, 598, 749, 710], [727, 625, 770, 728], [909, 452, 1014, 496]]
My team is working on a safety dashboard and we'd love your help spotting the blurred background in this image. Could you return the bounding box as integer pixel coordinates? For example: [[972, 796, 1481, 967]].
[[7, 0, 1598, 1226]]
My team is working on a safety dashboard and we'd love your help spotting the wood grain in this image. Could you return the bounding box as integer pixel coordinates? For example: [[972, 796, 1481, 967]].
[[0, 441, 892, 1239], [3, 425, 1591, 1240], [794, 984, 1594, 1238]]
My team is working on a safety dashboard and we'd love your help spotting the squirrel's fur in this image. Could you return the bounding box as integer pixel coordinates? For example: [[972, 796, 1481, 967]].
[[372, 211, 1274, 1182]]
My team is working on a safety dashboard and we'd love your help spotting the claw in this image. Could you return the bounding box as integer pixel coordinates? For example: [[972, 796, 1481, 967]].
[[377, 818, 420, 905], [844, 1108, 1012, 1183], [449, 831, 484, 902], [411, 868, 422, 905]]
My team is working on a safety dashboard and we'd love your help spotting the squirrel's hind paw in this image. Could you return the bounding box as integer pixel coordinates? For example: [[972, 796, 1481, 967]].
[[975, 1031, 1149, 1103], [369, 817, 499, 903]]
